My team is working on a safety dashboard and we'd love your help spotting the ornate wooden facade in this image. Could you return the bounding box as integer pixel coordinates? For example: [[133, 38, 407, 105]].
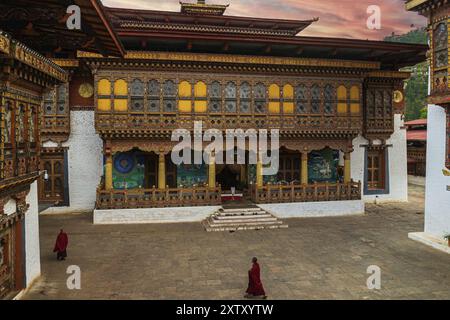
[[0, 31, 66, 298], [68, 1, 425, 209], [406, 0, 450, 167]]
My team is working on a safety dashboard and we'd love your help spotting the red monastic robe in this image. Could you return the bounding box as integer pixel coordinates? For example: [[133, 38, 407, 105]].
[[246, 262, 266, 296], [53, 231, 68, 253]]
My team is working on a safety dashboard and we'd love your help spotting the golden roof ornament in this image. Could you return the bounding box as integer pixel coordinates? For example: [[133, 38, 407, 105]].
[[180, 0, 229, 16]]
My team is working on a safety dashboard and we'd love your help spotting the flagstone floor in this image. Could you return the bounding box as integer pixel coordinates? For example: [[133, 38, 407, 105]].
[[22, 184, 450, 300]]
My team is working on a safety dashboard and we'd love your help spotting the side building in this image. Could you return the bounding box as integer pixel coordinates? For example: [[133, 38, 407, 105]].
[[406, 0, 450, 250], [0, 32, 67, 298]]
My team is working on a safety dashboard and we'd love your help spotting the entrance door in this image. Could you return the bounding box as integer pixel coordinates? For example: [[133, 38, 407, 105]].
[[39, 151, 65, 205]]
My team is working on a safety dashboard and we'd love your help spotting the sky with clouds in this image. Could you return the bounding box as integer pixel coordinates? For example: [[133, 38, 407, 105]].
[[102, 0, 427, 40]]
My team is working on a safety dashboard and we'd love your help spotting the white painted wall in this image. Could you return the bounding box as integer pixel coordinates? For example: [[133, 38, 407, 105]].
[[424, 105, 450, 238], [258, 200, 364, 218], [61, 110, 103, 211], [94, 206, 222, 224], [24, 181, 40, 286], [351, 114, 408, 203]]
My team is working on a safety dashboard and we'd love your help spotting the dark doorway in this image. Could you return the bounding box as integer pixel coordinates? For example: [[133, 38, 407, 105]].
[[216, 165, 240, 191]]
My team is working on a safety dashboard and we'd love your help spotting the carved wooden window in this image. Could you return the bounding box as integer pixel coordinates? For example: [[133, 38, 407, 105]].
[[98, 79, 112, 111], [209, 81, 222, 113], [44, 89, 55, 115], [43, 83, 69, 135], [311, 84, 321, 114], [282, 84, 294, 114], [29, 106, 36, 143], [375, 91, 384, 118], [383, 90, 392, 118], [194, 81, 207, 113], [17, 104, 25, 144], [350, 86, 360, 114], [324, 84, 335, 114], [295, 84, 307, 114], [337, 85, 348, 114], [163, 80, 176, 112], [4, 101, 12, 144], [254, 83, 266, 114], [239, 82, 251, 113], [148, 80, 160, 112], [366, 90, 375, 118], [113, 79, 128, 112], [178, 81, 192, 113], [56, 85, 67, 115], [269, 84, 281, 114], [434, 22, 448, 69], [224, 82, 237, 113], [367, 148, 386, 190], [130, 79, 144, 112]]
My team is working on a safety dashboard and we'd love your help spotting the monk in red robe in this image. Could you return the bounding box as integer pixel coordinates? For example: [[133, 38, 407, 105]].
[[245, 257, 267, 299], [53, 229, 68, 261]]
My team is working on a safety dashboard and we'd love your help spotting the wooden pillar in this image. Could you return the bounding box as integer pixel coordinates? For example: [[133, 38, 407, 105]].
[[344, 151, 351, 183], [301, 152, 308, 185], [256, 157, 263, 188], [208, 152, 216, 188], [158, 152, 166, 189], [105, 153, 113, 190], [240, 165, 246, 183]]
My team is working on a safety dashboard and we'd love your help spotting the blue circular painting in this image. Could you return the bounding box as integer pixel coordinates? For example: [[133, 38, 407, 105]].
[[114, 153, 135, 174]]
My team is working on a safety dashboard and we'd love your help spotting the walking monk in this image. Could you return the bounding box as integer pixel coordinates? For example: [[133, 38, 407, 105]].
[[53, 229, 68, 261], [245, 257, 267, 299]]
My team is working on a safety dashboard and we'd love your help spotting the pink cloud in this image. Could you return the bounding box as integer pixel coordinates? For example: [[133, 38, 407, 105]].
[[102, 0, 427, 40]]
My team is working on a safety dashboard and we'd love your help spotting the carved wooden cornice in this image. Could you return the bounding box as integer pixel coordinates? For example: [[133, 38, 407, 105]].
[[0, 172, 39, 198], [0, 31, 68, 82], [79, 50, 380, 71], [118, 20, 296, 37]]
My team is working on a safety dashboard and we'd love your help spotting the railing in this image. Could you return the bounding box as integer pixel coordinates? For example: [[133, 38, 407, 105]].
[[96, 112, 362, 133], [250, 180, 361, 204], [407, 148, 426, 162], [407, 147, 426, 176], [96, 185, 222, 210]]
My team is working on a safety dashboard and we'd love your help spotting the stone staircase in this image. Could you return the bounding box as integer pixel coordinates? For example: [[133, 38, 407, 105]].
[[202, 206, 288, 232]]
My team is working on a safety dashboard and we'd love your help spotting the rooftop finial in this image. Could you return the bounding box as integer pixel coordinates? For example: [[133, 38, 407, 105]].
[[180, 0, 229, 16]]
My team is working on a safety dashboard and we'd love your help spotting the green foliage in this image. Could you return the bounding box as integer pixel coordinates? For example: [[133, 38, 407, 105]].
[[419, 107, 427, 119], [384, 27, 428, 45], [385, 28, 428, 121]]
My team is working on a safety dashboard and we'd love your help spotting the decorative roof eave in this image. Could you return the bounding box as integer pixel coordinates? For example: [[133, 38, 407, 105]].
[[0, 31, 68, 83], [366, 71, 412, 79], [117, 20, 304, 37], [405, 0, 430, 11], [78, 50, 381, 70], [405, 0, 445, 13], [106, 7, 316, 36], [83, 0, 126, 57]]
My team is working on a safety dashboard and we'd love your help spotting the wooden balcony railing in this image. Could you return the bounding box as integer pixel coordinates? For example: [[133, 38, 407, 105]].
[[96, 185, 222, 210], [96, 112, 362, 134], [250, 180, 361, 204], [407, 148, 426, 162]]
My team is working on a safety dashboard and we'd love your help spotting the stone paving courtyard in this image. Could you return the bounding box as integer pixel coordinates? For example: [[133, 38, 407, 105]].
[[23, 184, 450, 300]]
